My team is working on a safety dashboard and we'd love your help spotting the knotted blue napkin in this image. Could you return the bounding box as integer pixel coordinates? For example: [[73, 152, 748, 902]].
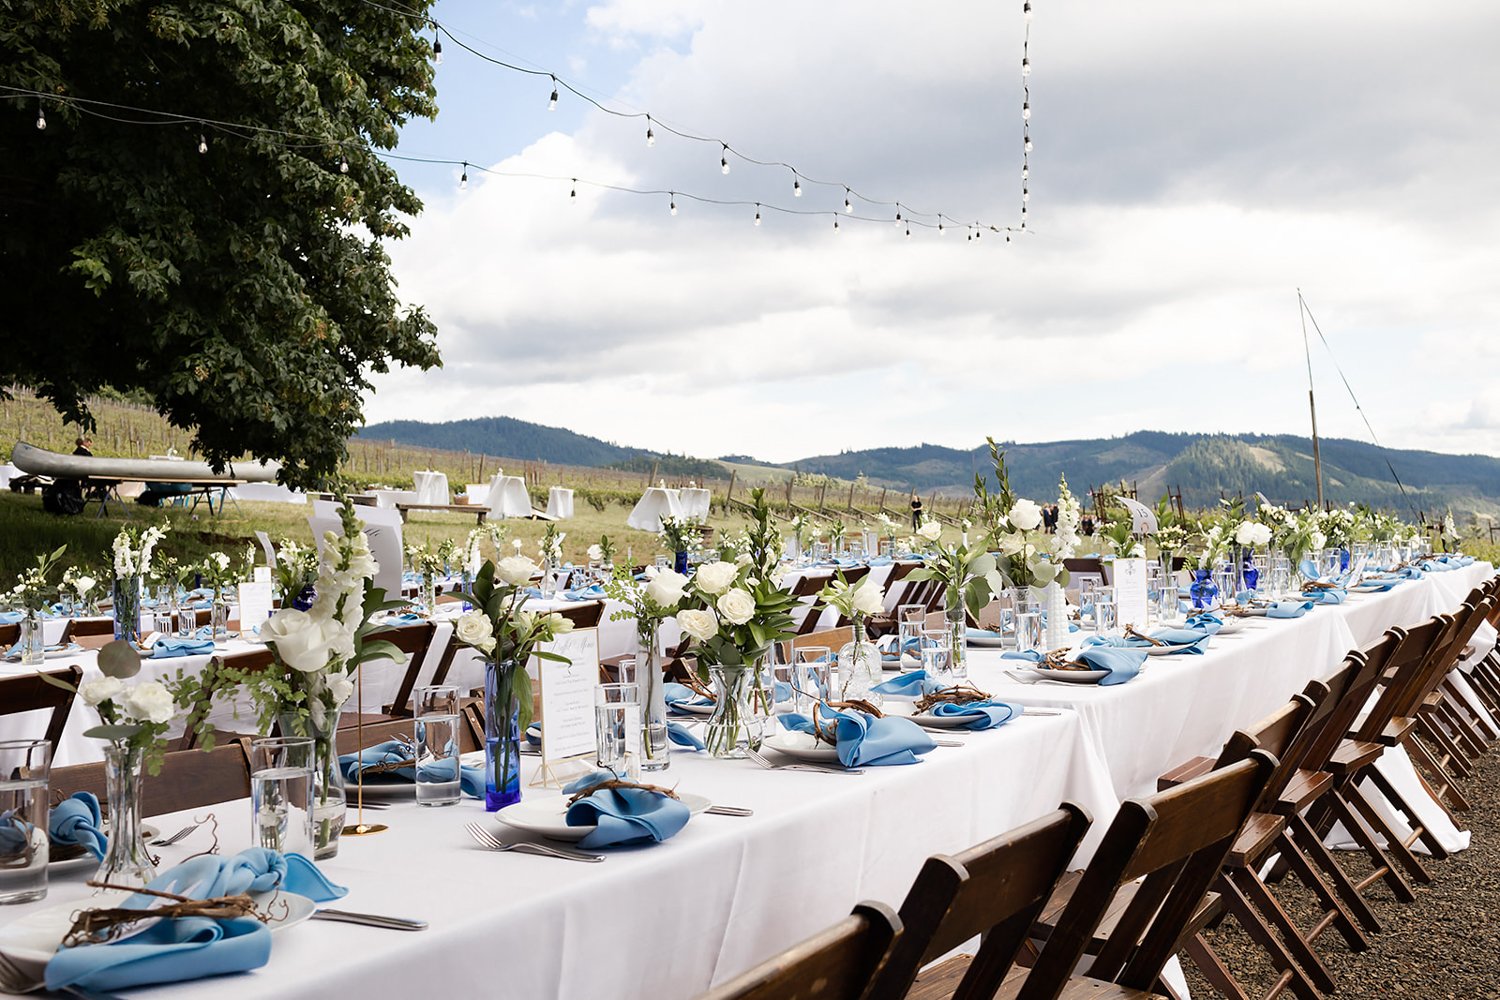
[[1302, 588, 1347, 605], [50, 792, 106, 861], [562, 770, 691, 849], [0, 611, 23, 625], [1265, 600, 1314, 618], [44, 848, 344, 993], [871, 670, 946, 699], [1084, 626, 1211, 655], [668, 722, 705, 751], [151, 636, 215, 659], [339, 741, 485, 799], [926, 700, 1016, 730], [966, 627, 1004, 642], [776, 708, 935, 766], [562, 586, 605, 601], [1184, 613, 1224, 635], [664, 682, 713, 713], [1003, 645, 1148, 685], [868, 556, 893, 566]]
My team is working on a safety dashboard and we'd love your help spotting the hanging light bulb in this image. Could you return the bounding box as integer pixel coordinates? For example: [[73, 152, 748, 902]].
[[1022, 163, 1030, 180], [433, 32, 443, 65], [967, 228, 973, 241], [844, 188, 853, 213], [339, 155, 349, 174], [754, 204, 761, 226], [938, 222, 945, 235], [1022, 100, 1031, 121], [197, 133, 208, 154], [645, 115, 655, 147], [1022, 186, 1030, 202], [1023, 1, 1033, 22], [570, 178, 577, 199], [975, 227, 982, 239], [905, 224, 911, 239], [459, 162, 468, 190], [721, 144, 730, 174], [35, 104, 46, 131], [833, 215, 840, 231], [793, 176, 802, 197], [1021, 55, 1030, 77], [1006, 234, 1012, 243], [669, 193, 677, 216], [1024, 131, 1033, 153], [548, 76, 559, 111], [894, 204, 903, 227]]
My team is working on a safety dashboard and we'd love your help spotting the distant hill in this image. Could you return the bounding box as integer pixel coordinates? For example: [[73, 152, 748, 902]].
[[356, 415, 1500, 516]]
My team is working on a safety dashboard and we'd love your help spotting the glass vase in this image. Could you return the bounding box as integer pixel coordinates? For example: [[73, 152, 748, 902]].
[[279, 709, 346, 859], [673, 551, 690, 576], [211, 596, 230, 641], [420, 574, 437, 611], [1189, 569, 1219, 610], [19, 614, 44, 667], [635, 624, 671, 773], [705, 665, 761, 759], [944, 604, 969, 681], [483, 658, 523, 810], [112, 575, 142, 646], [836, 619, 882, 707], [1035, 582, 1069, 651], [95, 745, 154, 891]]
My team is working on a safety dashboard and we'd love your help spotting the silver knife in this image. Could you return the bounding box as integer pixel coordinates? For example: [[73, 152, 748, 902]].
[[312, 909, 429, 931]]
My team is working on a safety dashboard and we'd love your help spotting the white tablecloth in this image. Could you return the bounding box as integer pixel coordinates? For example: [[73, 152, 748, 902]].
[[226, 483, 306, 505], [369, 488, 417, 510], [412, 470, 449, 506], [463, 483, 490, 506], [486, 474, 532, 518], [626, 487, 683, 531], [679, 487, 712, 519], [12, 709, 1115, 1000], [546, 487, 574, 520]]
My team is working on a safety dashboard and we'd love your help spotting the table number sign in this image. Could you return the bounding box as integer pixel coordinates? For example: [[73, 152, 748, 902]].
[[237, 581, 275, 633], [531, 627, 601, 787], [1113, 558, 1149, 631]]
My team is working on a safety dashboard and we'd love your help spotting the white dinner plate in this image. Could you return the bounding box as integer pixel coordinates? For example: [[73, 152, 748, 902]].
[[50, 824, 162, 872], [1144, 644, 1188, 657], [668, 702, 714, 717], [909, 713, 982, 730], [1028, 665, 1110, 684], [3, 643, 84, 664], [966, 634, 1009, 648], [494, 791, 711, 842], [0, 889, 312, 965], [761, 732, 843, 763], [1350, 584, 1388, 593], [343, 777, 416, 799]]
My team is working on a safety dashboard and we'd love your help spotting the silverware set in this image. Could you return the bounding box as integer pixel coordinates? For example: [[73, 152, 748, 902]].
[[149, 821, 203, 847], [463, 822, 605, 862], [746, 748, 863, 775], [0, 948, 121, 998], [311, 909, 428, 931]]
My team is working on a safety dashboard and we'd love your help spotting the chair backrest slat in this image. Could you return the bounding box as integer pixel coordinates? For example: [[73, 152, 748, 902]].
[[702, 901, 901, 1000], [0, 666, 82, 752], [52, 739, 253, 817]]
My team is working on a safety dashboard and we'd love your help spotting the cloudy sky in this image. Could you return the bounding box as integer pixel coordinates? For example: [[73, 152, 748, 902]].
[[366, 0, 1500, 464]]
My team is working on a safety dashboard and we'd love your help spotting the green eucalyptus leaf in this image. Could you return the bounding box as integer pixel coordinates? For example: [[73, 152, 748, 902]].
[[98, 640, 142, 679]]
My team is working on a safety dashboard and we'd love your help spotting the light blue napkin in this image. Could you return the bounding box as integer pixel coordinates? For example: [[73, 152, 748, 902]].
[[871, 670, 946, 699], [151, 637, 215, 658], [44, 849, 344, 993], [926, 700, 1016, 730], [1302, 588, 1347, 605], [1266, 600, 1314, 618], [3, 640, 73, 660], [50, 792, 106, 861], [966, 627, 1004, 641], [563, 586, 605, 601], [0, 611, 24, 625], [1084, 627, 1211, 655], [868, 556, 893, 566], [1003, 646, 1148, 685], [668, 722, 705, 751], [562, 770, 691, 849], [339, 741, 485, 799], [1184, 614, 1224, 635], [664, 682, 713, 713], [776, 708, 935, 767]]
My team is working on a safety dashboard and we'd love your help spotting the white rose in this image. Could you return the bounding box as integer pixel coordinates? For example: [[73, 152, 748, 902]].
[[716, 588, 756, 625], [1008, 499, 1043, 531], [917, 521, 943, 542], [495, 556, 540, 587], [676, 609, 719, 642], [1308, 531, 1327, 552], [850, 580, 885, 616], [996, 532, 1026, 556], [75, 575, 96, 596], [693, 561, 739, 595], [644, 570, 687, 608], [326, 671, 354, 708], [120, 681, 175, 725], [587, 544, 603, 562], [455, 611, 495, 648], [545, 612, 574, 635], [262, 608, 341, 673], [80, 676, 125, 707]]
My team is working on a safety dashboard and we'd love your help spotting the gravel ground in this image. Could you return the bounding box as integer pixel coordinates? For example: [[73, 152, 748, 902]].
[[1182, 748, 1500, 998]]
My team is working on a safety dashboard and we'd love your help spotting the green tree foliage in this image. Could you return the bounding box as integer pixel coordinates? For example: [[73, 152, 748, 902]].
[[1, 0, 442, 486]]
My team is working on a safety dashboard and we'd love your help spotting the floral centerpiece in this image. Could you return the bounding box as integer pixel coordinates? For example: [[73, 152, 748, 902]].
[[591, 533, 616, 568], [816, 573, 887, 703], [410, 543, 444, 609], [61, 564, 99, 617], [1442, 511, 1460, 553], [199, 551, 237, 637], [673, 490, 797, 758], [271, 538, 319, 610], [110, 525, 168, 645], [875, 512, 901, 554], [658, 515, 699, 574], [789, 512, 813, 558], [44, 640, 178, 887], [455, 555, 573, 809], [178, 500, 398, 858], [827, 518, 848, 553], [7, 546, 66, 665], [603, 565, 687, 772], [459, 527, 487, 585]]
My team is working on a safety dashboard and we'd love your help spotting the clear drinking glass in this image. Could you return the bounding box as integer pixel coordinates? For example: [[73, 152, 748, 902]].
[[1214, 569, 1237, 609], [920, 627, 952, 680], [250, 737, 314, 856], [1016, 610, 1044, 654], [878, 539, 893, 558], [594, 683, 641, 779], [615, 656, 639, 686], [413, 684, 462, 807], [792, 646, 831, 713], [897, 604, 927, 672], [1094, 586, 1118, 636], [152, 603, 175, 638], [176, 605, 196, 638], [0, 740, 51, 904]]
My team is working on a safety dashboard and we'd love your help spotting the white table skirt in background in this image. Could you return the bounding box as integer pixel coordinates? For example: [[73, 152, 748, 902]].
[[368, 488, 417, 510], [411, 470, 450, 506], [546, 487, 574, 520], [679, 487, 711, 519], [626, 487, 683, 532], [486, 474, 532, 518]]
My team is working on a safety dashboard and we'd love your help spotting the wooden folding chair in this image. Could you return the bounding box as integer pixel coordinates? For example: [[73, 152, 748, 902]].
[[58, 617, 114, 642], [554, 600, 605, 630], [912, 752, 1275, 1000], [175, 648, 275, 750], [52, 739, 253, 817], [702, 902, 902, 1000], [0, 623, 18, 647], [345, 621, 434, 721], [0, 666, 83, 753], [862, 805, 1092, 1000]]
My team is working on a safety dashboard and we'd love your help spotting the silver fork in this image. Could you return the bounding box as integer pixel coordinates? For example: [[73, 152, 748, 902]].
[[463, 822, 604, 863], [0, 952, 110, 999], [746, 748, 862, 775], [150, 821, 202, 847]]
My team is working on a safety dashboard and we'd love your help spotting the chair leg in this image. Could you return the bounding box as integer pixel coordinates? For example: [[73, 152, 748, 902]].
[[1183, 933, 1257, 1000], [1364, 763, 1452, 861], [1344, 780, 1432, 886], [1287, 814, 1382, 936], [1274, 826, 1371, 950], [1404, 730, 1471, 815], [1218, 871, 1329, 998], [1229, 868, 1336, 995], [1331, 786, 1419, 900], [1434, 699, 1485, 763], [1420, 710, 1476, 777]]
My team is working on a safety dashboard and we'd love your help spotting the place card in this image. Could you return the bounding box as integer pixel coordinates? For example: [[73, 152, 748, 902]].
[[531, 627, 600, 787], [254, 530, 277, 568], [1113, 557, 1149, 631], [237, 581, 275, 633]]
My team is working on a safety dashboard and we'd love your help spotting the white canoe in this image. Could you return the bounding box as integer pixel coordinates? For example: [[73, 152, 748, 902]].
[[10, 441, 281, 483]]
